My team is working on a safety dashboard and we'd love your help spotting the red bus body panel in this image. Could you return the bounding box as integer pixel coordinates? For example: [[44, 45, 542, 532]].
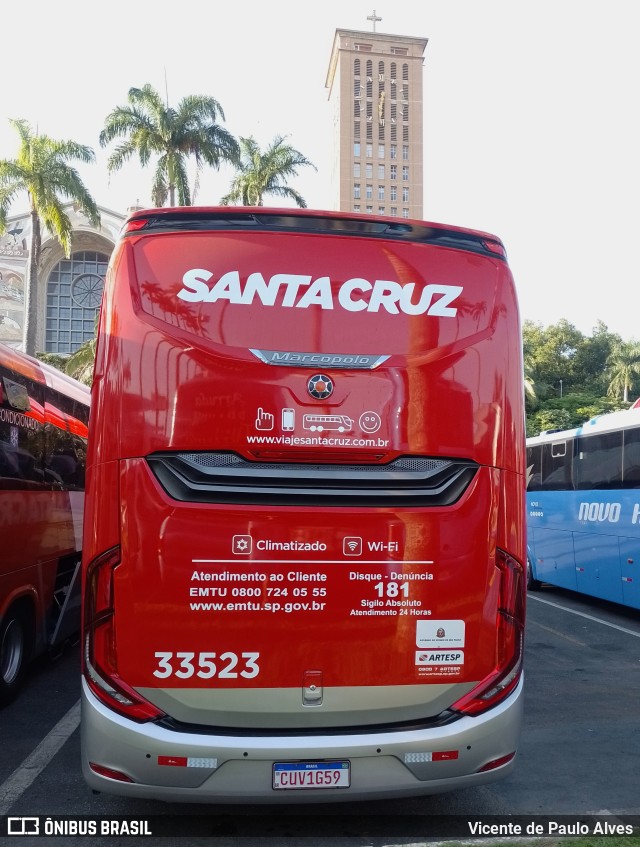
[[83, 209, 525, 731]]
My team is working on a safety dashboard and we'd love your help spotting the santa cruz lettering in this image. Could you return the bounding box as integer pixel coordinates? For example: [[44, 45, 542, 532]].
[[177, 269, 463, 316]]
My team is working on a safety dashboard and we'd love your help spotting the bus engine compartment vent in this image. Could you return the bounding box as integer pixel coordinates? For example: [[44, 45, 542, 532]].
[[146, 452, 479, 507]]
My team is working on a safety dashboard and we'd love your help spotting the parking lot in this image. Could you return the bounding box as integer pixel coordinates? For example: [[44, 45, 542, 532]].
[[1, 585, 639, 845]]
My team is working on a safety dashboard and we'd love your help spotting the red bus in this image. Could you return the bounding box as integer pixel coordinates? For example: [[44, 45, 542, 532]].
[[0, 341, 90, 704], [81, 208, 526, 802]]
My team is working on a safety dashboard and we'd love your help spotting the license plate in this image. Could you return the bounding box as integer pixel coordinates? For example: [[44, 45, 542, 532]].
[[272, 760, 351, 790]]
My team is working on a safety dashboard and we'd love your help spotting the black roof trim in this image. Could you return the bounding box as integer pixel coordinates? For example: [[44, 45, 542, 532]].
[[123, 210, 507, 261]]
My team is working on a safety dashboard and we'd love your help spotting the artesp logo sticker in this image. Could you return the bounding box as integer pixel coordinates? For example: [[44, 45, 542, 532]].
[[415, 650, 464, 665]]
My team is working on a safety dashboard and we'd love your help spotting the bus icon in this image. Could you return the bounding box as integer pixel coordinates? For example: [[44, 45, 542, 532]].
[[302, 414, 354, 433]]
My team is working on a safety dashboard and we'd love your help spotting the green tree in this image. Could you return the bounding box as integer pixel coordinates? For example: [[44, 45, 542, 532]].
[[528, 407, 572, 437], [523, 355, 538, 412], [571, 320, 620, 394], [0, 119, 100, 355], [36, 352, 68, 372], [220, 135, 316, 207], [606, 341, 640, 403], [522, 318, 584, 400], [64, 333, 97, 386], [100, 84, 239, 207], [36, 347, 94, 386], [522, 319, 630, 436]]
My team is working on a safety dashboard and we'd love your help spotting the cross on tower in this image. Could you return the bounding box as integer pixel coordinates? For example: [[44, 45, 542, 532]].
[[367, 9, 382, 31]]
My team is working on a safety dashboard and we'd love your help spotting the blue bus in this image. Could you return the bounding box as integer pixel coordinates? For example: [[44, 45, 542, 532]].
[[526, 407, 640, 610]]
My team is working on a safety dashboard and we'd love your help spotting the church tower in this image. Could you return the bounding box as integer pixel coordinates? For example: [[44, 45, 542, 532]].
[[325, 12, 428, 218]]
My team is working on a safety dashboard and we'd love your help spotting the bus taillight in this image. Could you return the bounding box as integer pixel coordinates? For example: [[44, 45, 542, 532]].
[[451, 549, 525, 717], [83, 546, 164, 722]]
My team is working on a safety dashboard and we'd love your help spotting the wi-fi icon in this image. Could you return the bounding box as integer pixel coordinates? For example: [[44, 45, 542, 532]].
[[343, 537, 362, 555]]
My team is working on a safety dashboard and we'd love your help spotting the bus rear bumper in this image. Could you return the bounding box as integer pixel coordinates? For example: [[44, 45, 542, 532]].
[[81, 676, 523, 803]]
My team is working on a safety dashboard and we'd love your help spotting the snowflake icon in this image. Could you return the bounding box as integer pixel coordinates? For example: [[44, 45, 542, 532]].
[[232, 535, 253, 555]]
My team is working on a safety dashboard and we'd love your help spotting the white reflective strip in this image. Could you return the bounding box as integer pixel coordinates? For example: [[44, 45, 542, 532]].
[[187, 758, 217, 768], [404, 752, 432, 763]]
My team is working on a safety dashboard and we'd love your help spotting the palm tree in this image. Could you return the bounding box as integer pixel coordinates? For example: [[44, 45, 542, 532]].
[[100, 84, 239, 207], [606, 341, 640, 403], [524, 360, 537, 406], [65, 326, 97, 386], [0, 120, 100, 355], [220, 135, 316, 207]]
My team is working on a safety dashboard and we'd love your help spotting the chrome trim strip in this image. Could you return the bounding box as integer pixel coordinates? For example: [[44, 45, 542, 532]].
[[249, 349, 390, 369]]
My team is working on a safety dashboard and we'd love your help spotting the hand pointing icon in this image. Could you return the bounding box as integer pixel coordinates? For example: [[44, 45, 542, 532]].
[[255, 407, 274, 430]]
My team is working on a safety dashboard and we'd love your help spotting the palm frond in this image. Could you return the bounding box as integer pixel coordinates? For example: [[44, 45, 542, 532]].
[[100, 83, 238, 207], [0, 119, 99, 353], [221, 135, 315, 207]]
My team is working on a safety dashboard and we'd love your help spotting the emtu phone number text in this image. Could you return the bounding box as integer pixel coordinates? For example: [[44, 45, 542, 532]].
[[190, 569, 327, 613]]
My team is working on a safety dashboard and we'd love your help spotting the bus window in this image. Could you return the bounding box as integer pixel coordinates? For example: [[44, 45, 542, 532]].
[[526, 445, 542, 490], [575, 431, 623, 490], [623, 427, 640, 488], [540, 439, 573, 490]]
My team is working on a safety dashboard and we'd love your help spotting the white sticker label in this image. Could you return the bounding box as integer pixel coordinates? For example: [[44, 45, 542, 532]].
[[416, 619, 465, 648], [415, 650, 464, 665]]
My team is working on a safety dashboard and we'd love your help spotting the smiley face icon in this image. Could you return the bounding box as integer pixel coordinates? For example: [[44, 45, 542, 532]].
[[359, 411, 381, 433]]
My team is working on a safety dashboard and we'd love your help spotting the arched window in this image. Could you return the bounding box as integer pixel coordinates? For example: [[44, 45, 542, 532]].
[[45, 251, 108, 353]]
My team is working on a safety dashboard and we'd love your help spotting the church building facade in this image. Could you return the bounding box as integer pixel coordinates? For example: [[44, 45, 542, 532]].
[[0, 204, 126, 353]]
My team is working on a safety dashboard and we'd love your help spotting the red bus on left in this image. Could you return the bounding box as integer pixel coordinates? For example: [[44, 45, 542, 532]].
[[0, 341, 90, 705]]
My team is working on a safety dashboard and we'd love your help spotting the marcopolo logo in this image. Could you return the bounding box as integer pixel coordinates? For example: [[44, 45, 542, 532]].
[[307, 374, 334, 400], [177, 269, 463, 316], [249, 350, 390, 369]]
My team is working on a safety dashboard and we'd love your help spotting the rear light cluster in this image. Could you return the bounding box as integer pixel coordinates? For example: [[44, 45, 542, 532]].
[[481, 238, 507, 258], [123, 218, 149, 233], [451, 549, 525, 716], [82, 546, 164, 722]]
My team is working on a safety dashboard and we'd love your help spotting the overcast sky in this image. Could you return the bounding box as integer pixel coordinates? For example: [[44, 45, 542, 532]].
[[1, 1, 638, 341]]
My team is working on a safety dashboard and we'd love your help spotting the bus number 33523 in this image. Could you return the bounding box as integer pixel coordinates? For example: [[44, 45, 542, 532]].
[[153, 651, 260, 679]]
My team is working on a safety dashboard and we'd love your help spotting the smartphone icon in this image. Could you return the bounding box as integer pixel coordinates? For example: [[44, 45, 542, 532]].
[[282, 408, 295, 431]]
